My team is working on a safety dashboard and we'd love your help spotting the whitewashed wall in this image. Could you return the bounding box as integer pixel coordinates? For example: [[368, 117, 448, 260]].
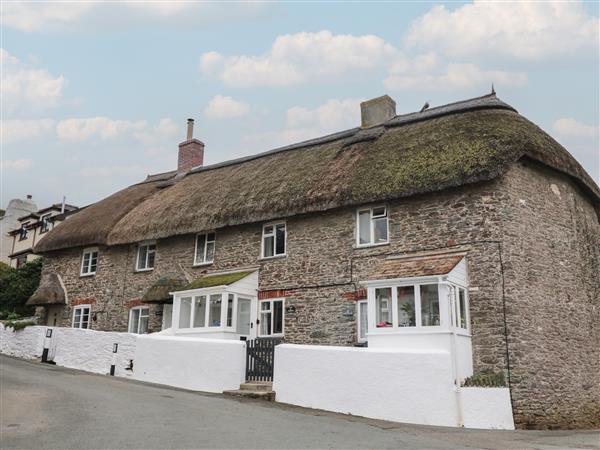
[[461, 387, 515, 430], [0, 324, 45, 359], [52, 328, 138, 377], [273, 344, 514, 430], [132, 334, 246, 392]]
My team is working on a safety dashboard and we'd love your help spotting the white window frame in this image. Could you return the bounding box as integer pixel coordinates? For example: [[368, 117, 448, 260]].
[[136, 241, 156, 272], [72, 305, 91, 329], [357, 299, 368, 343], [356, 206, 389, 247], [454, 286, 470, 331], [258, 298, 285, 337], [261, 221, 287, 259], [194, 232, 216, 266], [80, 247, 99, 276], [128, 306, 150, 334]]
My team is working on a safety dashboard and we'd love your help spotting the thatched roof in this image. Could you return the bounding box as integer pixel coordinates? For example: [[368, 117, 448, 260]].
[[26, 272, 66, 306], [141, 276, 187, 303], [176, 271, 254, 292], [35, 94, 600, 253], [368, 254, 463, 280]]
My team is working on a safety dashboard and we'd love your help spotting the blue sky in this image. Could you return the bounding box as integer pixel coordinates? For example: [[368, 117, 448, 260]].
[[2, 1, 599, 209]]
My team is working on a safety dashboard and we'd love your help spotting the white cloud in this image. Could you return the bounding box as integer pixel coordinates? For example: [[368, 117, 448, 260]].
[[2, 159, 33, 172], [132, 118, 180, 148], [200, 31, 398, 87], [243, 98, 362, 149], [78, 164, 153, 178], [56, 117, 146, 142], [405, 1, 599, 60], [1, 49, 65, 114], [553, 118, 599, 139], [1, 3, 93, 33], [204, 95, 250, 119], [1, 119, 55, 144], [385, 62, 527, 91]]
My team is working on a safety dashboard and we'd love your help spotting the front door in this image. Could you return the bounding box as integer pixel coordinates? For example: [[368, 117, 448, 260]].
[[46, 306, 63, 327], [236, 297, 254, 339]]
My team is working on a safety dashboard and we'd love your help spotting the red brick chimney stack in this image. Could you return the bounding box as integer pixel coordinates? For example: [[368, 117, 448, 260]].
[[177, 118, 204, 174]]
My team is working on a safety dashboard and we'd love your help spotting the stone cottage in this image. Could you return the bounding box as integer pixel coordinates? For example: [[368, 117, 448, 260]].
[[30, 93, 599, 429]]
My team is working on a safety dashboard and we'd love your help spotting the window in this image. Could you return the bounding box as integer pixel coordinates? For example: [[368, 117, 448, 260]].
[[136, 242, 156, 271], [179, 297, 192, 328], [128, 307, 149, 334], [208, 294, 222, 327], [357, 300, 368, 342], [357, 206, 388, 246], [259, 299, 284, 336], [375, 288, 392, 327], [80, 248, 99, 276], [457, 288, 468, 330], [262, 222, 286, 258], [193, 295, 207, 328], [397, 286, 416, 327], [40, 214, 51, 233], [420, 284, 440, 326], [19, 223, 29, 241], [15, 254, 28, 268], [194, 232, 215, 265], [72, 305, 91, 329]]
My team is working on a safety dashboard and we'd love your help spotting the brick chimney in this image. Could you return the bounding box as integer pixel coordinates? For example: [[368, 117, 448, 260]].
[[360, 95, 396, 128], [177, 118, 204, 174]]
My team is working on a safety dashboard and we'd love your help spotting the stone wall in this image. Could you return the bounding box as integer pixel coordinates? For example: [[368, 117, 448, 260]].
[[499, 161, 600, 429]]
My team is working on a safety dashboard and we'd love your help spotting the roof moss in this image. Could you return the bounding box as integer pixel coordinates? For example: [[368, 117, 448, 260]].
[[177, 271, 253, 291]]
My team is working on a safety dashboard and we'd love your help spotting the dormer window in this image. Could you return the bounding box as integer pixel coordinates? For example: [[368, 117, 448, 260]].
[[136, 242, 156, 271], [357, 206, 388, 247], [80, 247, 99, 276]]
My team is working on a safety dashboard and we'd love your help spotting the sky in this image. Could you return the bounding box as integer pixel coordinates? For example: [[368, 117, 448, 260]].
[[1, 1, 599, 209]]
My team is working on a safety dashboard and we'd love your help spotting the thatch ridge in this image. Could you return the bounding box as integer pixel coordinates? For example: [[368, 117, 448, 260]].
[[26, 272, 66, 306], [35, 94, 600, 253], [176, 271, 254, 291], [142, 275, 186, 303]]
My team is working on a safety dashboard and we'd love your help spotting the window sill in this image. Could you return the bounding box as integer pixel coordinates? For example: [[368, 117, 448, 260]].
[[192, 261, 214, 267], [258, 333, 284, 338], [354, 242, 390, 249], [134, 268, 154, 273], [79, 273, 96, 278], [259, 254, 287, 261]]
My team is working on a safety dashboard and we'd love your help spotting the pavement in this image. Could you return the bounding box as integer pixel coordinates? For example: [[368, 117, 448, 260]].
[[1, 355, 598, 450]]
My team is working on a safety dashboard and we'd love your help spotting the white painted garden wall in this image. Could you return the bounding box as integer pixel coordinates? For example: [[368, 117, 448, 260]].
[[52, 328, 137, 377], [461, 387, 515, 429], [0, 323, 45, 359], [132, 334, 246, 393], [273, 344, 514, 430]]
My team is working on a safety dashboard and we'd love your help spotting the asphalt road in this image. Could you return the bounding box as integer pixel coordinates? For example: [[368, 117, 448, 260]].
[[1, 355, 598, 450]]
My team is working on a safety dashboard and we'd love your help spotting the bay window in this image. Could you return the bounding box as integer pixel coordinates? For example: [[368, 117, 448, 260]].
[[262, 222, 286, 258], [357, 206, 388, 246]]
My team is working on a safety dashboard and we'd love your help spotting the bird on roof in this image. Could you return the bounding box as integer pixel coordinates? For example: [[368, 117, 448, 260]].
[[420, 102, 430, 112]]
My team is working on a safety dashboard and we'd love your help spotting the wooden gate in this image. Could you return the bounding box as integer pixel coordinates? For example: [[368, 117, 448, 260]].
[[245, 338, 281, 382]]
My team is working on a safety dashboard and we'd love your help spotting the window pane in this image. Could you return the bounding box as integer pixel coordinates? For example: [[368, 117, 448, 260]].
[[137, 246, 147, 269], [459, 289, 467, 329], [358, 211, 370, 245], [275, 224, 286, 255], [139, 315, 149, 334], [205, 241, 215, 262], [375, 288, 392, 327], [359, 302, 368, 340], [147, 246, 156, 268], [207, 232, 216, 242], [420, 285, 440, 326], [208, 294, 221, 327], [264, 225, 273, 235], [273, 300, 283, 334], [129, 309, 140, 333], [81, 308, 90, 329], [82, 253, 90, 273], [236, 298, 251, 335], [373, 217, 388, 243], [397, 286, 416, 327], [179, 297, 192, 328], [193, 296, 206, 327], [372, 206, 386, 217], [74, 309, 81, 327], [226, 294, 234, 327], [196, 235, 206, 262], [264, 235, 274, 257], [260, 311, 272, 335]]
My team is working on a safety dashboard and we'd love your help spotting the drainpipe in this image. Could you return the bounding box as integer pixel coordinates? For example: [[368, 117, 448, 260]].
[[446, 282, 464, 427]]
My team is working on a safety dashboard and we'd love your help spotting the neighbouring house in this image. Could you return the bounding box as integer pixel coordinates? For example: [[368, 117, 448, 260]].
[[7, 202, 79, 268], [0, 195, 37, 265], [29, 93, 599, 429]]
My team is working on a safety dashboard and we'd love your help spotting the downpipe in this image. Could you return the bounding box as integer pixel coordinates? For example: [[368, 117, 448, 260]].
[[446, 284, 464, 427]]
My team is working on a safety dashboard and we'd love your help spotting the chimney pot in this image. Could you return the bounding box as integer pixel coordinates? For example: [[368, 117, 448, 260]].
[[27, 194, 32, 199], [186, 118, 194, 140], [360, 95, 396, 128]]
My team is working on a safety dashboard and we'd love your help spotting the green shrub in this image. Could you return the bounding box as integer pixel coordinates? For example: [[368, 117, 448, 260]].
[[463, 369, 506, 387], [2, 319, 37, 331], [0, 258, 42, 317]]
